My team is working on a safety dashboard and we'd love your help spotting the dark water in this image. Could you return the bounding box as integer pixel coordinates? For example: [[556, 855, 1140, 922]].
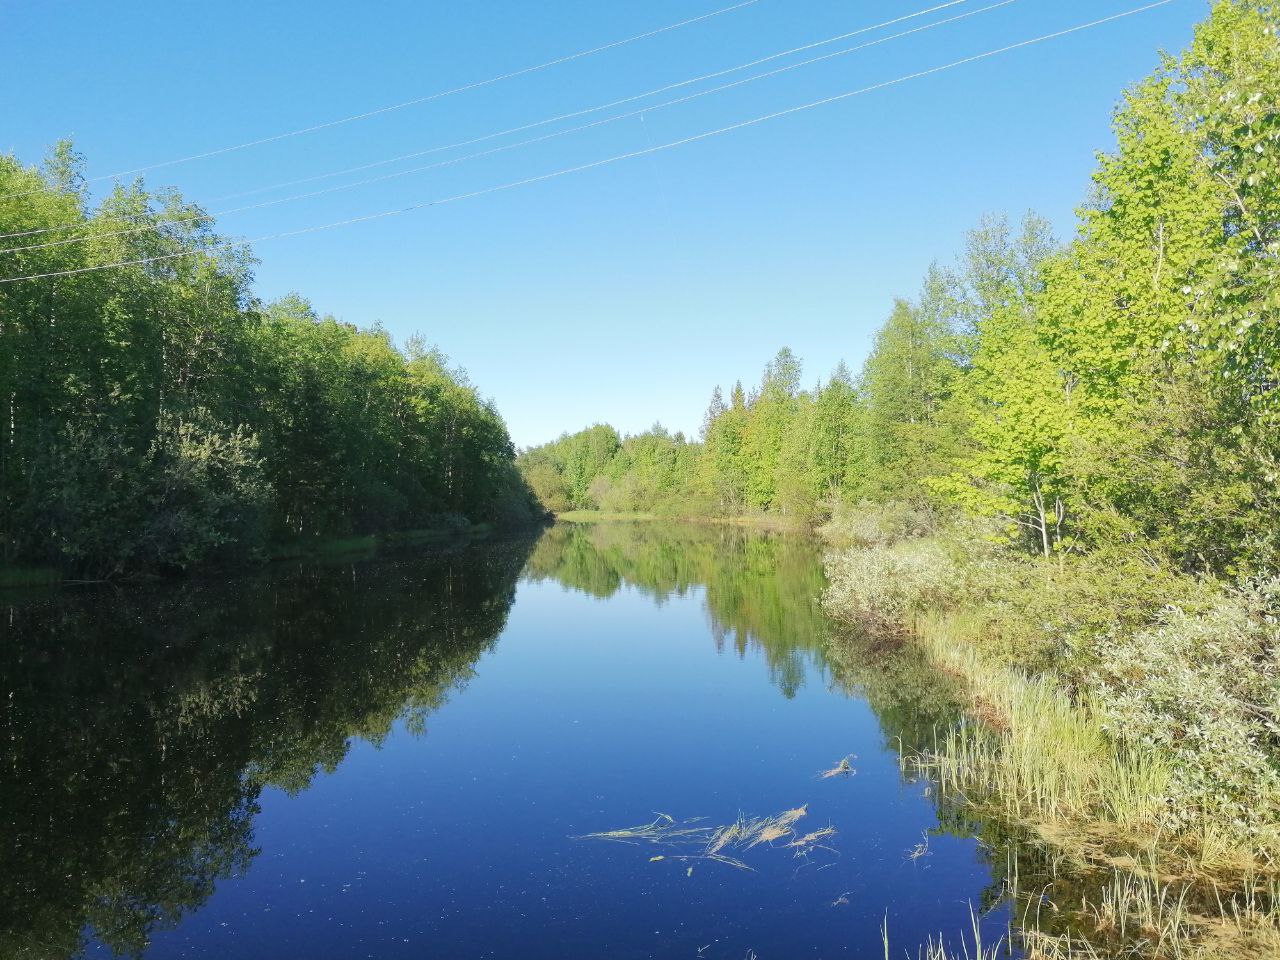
[[1, 522, 1013, 959]]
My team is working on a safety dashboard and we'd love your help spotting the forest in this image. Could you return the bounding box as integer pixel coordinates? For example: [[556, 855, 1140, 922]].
[[521, 0, 1278, 575], [0, 152, 540, 579], [520, 3, 1280, 954], [2, 0, 1277, 955]]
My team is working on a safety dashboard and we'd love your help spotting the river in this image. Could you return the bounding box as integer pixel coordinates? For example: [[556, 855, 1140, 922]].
[[1, 521, 1014, 959]]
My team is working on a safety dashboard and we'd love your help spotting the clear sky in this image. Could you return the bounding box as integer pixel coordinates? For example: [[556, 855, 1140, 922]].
[[3, 0, 1209, 448]]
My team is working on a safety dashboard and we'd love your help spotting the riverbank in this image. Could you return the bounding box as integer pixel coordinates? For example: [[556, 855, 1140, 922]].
[[553, 510, 806, 532], [818, 503, 1280, 957], [268, 520, 501, 561], [0, 518, 543, 587]]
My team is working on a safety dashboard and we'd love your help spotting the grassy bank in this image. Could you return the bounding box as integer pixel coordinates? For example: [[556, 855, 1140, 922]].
[[819, 503, 1280, 958]]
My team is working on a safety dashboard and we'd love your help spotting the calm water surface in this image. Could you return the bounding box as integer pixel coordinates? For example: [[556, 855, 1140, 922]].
[[2, 523, 1012, 959]]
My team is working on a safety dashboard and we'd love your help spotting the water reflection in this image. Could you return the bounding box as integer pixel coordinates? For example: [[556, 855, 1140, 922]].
[[0, 538, 534, 959], [2, 524, 1019, 960], [524, 523, 831, 698]]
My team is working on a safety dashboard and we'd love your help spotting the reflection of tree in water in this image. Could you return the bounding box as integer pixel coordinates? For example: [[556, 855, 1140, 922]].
[[526, 525, 1072, 941], [0, 537, 534, 960], [524, 523, 833, 697]]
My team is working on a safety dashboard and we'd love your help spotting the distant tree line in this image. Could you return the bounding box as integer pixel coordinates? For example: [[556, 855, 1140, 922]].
[[520, 0, 1279, 577], [0, 149, 540, 577]]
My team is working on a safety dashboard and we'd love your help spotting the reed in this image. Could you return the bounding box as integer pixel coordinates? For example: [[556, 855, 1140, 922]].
[[887, 612, 1280, 958], [880, 904, 1004, 960], [905, 612, 1175, 855]]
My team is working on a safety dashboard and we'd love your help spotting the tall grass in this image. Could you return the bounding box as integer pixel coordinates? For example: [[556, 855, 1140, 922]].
[[905, 612, 1171, 844], [880, 904, 1005, 960], [820, 507, 1280, 957]]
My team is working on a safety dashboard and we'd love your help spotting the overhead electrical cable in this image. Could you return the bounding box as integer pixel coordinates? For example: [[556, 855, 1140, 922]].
[[0, 0, 971, 242], [0, 0, 1175, 286], [1, 0, 1015, 256], [207, 0, 971, 203], [0, 0, 764, 202]]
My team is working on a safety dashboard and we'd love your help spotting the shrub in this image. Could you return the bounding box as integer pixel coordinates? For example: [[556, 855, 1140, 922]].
[[823, 538, 970, 623], [30, 410, 270, 576], [818, 499, 936, 549], [1076, 578, 1280, 839]]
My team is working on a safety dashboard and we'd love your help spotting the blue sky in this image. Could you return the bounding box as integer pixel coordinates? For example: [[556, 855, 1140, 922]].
[[3, 0, 1209, 448]]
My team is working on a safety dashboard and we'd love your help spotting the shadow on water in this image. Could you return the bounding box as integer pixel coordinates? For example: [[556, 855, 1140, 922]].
[[0, 537, 536, 960], [1, 524, 1030, 959]]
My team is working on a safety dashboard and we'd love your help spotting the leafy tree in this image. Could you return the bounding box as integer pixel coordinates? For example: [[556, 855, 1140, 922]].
[[847, 296, 962, 505], [0, 152, 537, 575]]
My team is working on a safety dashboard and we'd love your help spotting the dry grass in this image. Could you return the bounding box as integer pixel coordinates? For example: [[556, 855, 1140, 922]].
[[579, 804, 836, 871], [820, 755, 857, 779], [577, 812, 710, 846]]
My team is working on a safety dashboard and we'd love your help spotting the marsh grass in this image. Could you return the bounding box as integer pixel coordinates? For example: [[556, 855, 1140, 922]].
[[905, 612, 1183, 856], [1007, 853, 1280, 959], [884, 612, 1280, 957], [881, 904, 1005, 960], [579, 805, 835, 871], [822, 517, 1280, 957]]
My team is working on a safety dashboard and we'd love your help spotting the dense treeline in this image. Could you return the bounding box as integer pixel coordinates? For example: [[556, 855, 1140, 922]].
[[0, 150, 539, 577], [518, 351, 857, 521], [520, 0, 1279, 578], [810, 4, 1279, 954]]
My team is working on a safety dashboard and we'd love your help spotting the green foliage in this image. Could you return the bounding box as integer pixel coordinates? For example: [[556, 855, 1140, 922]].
[[935, 1, 1280, 573], [23, 411, 270, 577], [0, 152, 538, 575], [518, 350, 861, 523], [929, 214, 1064, 556], [817, 499, 935, 549], [1075, 578, 1280, 837], [847, 289, 965, 505]]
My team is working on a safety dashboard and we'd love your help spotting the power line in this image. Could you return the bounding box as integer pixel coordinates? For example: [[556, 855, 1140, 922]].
[[0, 0, 1176, 286], [0, 0, 971, 242], [209, 0, 971, 204], [0, 0, 763, 202], [2, 0, 1016, 255]]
